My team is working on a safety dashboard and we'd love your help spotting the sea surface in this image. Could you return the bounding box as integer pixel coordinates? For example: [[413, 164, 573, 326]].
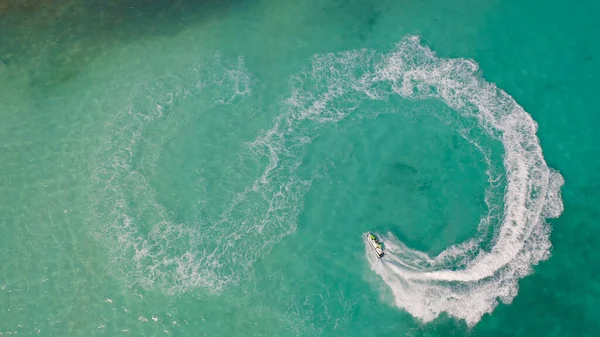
[[1, 0, 599, 336]]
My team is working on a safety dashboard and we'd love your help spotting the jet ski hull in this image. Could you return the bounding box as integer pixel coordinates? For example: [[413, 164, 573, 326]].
[[366, 233, 384, 258]]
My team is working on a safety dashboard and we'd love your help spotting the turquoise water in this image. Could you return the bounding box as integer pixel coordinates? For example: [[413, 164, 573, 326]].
[[1, 0, 599, 335]]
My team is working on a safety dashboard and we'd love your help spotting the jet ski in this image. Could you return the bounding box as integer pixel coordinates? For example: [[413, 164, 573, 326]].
[[366, 232, 384, 258]]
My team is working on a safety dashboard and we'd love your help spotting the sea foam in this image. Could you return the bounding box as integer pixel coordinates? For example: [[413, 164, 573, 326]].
[[253, 36, 563, 326], [91, 57, 311, 294], [91, 36, 563, 326]]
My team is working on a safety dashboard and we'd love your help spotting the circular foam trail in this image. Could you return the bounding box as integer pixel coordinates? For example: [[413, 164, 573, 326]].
[[368, 37, 563, 326], [90, 57, 313, 294], [252, 36, 564, 326], [91, 36, 563, 328]]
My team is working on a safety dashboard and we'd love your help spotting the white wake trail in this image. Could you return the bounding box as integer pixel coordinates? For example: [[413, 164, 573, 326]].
[[359, 37, 564, 326], [253, 36, 563, 326]]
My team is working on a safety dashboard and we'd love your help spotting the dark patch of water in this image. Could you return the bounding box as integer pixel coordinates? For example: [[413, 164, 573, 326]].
[[0, 0, 241, 87]]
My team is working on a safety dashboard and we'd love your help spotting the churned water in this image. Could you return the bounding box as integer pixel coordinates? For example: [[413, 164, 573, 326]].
[[1, 0, 599, 336]]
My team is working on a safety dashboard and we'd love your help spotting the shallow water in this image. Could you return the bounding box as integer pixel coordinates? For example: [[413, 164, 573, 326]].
[[1, 0, 599, 336]]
